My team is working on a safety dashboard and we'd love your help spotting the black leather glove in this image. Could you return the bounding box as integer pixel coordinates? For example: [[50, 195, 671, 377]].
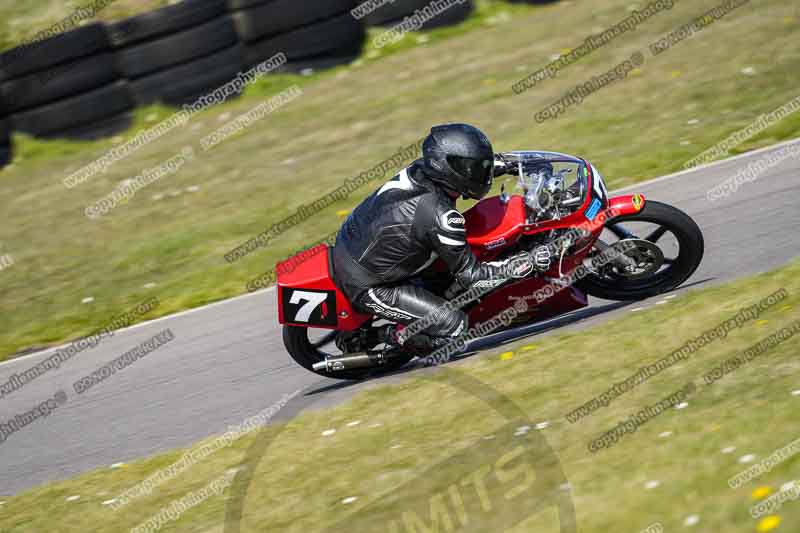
[[500, 251, 537, 278], [444, 250, 538, 300], [531, 246, 552, 272]]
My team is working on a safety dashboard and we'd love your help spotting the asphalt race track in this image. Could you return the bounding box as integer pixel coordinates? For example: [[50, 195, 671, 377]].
[[1, 140, 798, 496]]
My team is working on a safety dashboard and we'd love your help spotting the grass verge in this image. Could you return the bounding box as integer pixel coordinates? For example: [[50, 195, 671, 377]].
[[1, 259, 798, 532]]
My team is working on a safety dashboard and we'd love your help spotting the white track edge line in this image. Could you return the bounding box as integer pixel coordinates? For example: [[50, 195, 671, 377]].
[[1, 289, 276, 367], [614, 137, 800, 193]]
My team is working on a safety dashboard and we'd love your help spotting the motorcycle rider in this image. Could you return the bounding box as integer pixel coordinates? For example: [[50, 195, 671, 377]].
[[332, 123, 552, 352]]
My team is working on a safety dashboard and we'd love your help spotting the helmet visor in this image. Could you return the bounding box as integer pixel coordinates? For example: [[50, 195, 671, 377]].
[[446, 155, 494, 199]]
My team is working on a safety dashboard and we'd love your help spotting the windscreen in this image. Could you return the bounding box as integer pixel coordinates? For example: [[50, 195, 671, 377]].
[[501, 152, 588, 222]]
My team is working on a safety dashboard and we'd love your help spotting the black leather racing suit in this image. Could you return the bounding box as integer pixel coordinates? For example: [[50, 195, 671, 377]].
[[332, 161, 519, 340]]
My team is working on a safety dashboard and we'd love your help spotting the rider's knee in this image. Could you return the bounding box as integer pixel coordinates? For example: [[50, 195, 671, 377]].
[[429, 308, 467, 338]]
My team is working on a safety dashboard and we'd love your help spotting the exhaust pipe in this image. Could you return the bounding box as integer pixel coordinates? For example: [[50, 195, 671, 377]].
[[313, 352, 398, 372], [313, 353, 383, 372]]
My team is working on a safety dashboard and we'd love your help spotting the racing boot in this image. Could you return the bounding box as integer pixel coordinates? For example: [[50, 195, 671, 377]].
[[378, 324, 453, 357]]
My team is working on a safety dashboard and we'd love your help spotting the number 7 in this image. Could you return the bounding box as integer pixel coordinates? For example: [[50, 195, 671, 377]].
[[289, 291, 328, 322]]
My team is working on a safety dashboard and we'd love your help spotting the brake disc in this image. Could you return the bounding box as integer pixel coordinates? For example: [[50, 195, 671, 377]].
[[607, 238, 665, 280]]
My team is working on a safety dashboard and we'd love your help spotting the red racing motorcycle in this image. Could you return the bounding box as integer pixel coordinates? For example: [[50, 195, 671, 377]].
[[277, 151, 704, 380]]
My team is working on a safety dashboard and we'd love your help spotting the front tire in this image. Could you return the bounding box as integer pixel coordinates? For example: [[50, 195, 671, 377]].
[[282, 325, 413, 381], [578, 201, 704, 301]]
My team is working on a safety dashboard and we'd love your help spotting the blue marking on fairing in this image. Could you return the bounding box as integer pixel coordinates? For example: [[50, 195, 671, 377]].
[[585, 198, 602, 220]]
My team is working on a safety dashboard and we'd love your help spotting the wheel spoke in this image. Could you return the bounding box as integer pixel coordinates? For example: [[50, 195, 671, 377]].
[[607, 223, 638, 240], [645, 225, 670, 243], [312, 331, 338, 349]]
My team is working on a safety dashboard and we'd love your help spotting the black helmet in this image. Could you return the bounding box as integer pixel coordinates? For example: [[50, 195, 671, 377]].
[[421, 123, 495, 200]]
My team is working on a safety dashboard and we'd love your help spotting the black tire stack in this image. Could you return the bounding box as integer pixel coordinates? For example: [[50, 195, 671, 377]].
[[0, 0, 489, 171], [110, 0, 245, 106], [364, 0, 474, 30], [0, 92, 10, 167], [0, 23, 135, 141], [229, 0, 365, 72]]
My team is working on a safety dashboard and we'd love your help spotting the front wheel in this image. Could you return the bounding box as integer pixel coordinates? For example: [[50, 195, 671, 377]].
[[282, 325, 413, 381], [577, 200, 704, 301]]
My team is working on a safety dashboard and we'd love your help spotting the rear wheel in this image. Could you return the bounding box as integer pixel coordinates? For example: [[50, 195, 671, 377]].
[[577, 200, 704, 300], [282, 325, 413, 381]]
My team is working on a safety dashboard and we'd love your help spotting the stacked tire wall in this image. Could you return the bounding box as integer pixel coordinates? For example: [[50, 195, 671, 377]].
[[0, 97, 10, 167], [230, 0, 363, 72], [0, 23, 134, 141], [0, 0, 501, 169], [110, 0, 245, 106], [364, 0, 475, 30]]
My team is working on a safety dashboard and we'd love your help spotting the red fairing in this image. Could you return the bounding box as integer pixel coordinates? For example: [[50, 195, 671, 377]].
[[467, 275, 587, 326], [277, 244, 371, 330], [465, 240, 592, 325], [608, 193, 646, 217], [463, 195, 526, 260]]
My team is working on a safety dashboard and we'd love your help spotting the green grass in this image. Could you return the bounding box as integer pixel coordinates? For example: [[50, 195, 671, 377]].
[[1, 260, 798, 532], [1, 0, 799, 359]]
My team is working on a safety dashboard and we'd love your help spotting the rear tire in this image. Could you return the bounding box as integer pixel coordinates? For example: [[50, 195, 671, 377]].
[[577, 201, 704, 301], [282, 325, 412, 381]]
